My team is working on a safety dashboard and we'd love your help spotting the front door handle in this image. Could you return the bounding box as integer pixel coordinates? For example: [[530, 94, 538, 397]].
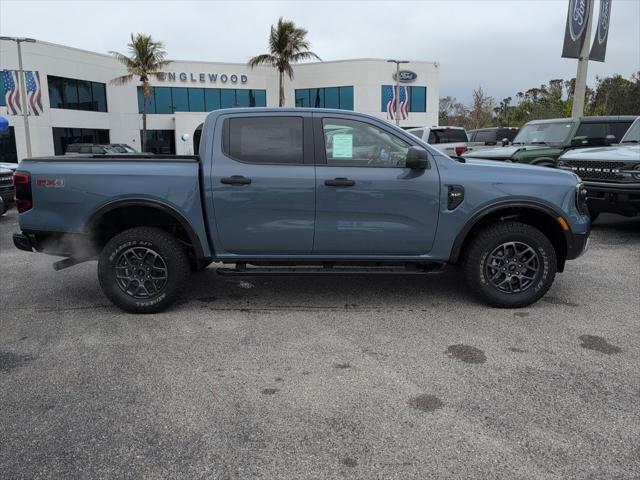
[[221, 175, 251, 185], [325, 177, 355, 187]]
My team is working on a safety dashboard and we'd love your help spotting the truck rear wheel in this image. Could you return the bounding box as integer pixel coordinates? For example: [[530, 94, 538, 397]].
[[98, 227, 190, 313], [463, 221, 557, 308]]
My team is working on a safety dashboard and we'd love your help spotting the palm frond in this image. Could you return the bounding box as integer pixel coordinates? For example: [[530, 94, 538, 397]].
[[110, 73, 134, 86], [248, 54, 276, 68]]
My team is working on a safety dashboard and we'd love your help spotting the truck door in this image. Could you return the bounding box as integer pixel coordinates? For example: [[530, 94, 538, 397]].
[[210, 113, 315, 255], [313, 114, 440, 255]]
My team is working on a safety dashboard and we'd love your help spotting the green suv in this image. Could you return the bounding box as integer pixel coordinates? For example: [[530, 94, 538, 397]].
[[463, 116, 637, 167]]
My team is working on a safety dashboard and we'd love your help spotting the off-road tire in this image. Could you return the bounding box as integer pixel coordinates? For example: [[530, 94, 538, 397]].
[[98, 227, 190, 313], [463, 221, 557, 308]]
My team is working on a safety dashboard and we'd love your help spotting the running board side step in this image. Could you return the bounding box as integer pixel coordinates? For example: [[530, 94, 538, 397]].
[[216, 263, 446, 276]]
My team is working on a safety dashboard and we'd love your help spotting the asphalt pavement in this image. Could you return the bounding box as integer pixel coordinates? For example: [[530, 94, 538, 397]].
[[1, 208, 639, 479]]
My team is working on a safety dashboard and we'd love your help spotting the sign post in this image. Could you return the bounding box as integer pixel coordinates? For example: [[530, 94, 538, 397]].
[[562, 0, 613, 118], [570, 0, 595, 118], [387, 59, 409, 126]]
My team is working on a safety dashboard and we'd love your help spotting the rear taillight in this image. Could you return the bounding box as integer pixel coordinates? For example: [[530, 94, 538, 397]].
[[455, 146, 468, 156], [13, 171, 32, 213]]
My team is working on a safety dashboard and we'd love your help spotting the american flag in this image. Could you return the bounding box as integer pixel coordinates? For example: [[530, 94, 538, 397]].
[[2, 70, 22, 116], [25, 71, 43, 116], [383, 84, 409, 121]]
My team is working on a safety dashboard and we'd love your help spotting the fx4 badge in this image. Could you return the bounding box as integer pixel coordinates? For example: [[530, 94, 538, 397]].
[[35, 178, 65, 188]]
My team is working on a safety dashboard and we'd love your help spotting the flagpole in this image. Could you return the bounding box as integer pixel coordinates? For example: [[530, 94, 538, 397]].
[[0, 36, 36, 158], [387, 59, 409, 126], [571, 0, 594, 118]]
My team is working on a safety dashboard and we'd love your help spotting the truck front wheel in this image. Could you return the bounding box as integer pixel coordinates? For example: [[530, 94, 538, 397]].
[[98, 227, 190, 313], [463, 221, 557, 308]]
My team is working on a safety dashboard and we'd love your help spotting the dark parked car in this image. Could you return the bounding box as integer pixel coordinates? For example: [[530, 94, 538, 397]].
[[0, 167, 14, 215], [464, 116, 637, 167], [467, 127, 519, 151], [557, 117, 640, 221]]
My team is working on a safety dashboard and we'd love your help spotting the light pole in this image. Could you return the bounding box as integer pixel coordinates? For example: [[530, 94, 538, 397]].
[[0, 36, 36, 157], [387, 59, 409, 126]]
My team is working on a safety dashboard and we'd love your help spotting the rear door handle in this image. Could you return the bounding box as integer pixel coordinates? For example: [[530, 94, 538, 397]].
[[221, 175, 251, 185], [325, 177, 355, 187]]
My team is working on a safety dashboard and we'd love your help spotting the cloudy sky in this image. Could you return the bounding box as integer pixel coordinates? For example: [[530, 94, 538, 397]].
[[1, 0, 638, 104]]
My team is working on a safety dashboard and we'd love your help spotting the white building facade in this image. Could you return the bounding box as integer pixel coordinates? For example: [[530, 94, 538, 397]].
[[0, 39, 439, 161]]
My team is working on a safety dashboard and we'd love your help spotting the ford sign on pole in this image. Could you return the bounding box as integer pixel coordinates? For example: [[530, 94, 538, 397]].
[[561, 0, 593, 59], [589, 0, 612, 62], [392, 70, 418, 83]]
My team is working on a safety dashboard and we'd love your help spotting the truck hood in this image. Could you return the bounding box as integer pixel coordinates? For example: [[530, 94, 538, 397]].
[[463, 145, 548, 160], [559, 144, 640, 162]]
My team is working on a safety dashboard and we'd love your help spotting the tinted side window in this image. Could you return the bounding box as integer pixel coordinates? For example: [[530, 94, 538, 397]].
[[475, 130, 496, 144], [576, 122, 608, 139], [227, 117, 303, 164], [322, 118, 410, 167], [610, 122, 633, 142]]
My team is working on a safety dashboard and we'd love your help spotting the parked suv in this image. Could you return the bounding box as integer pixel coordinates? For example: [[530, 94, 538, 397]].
[[467, 127, 519, 151], [407, 126, 469, 157], [463, 116, 637, 167], [557, 117, 640, 221], [13, 108, 589, 313]]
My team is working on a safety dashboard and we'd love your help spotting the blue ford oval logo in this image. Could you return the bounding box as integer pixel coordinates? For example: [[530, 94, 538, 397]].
[[393, 70, 418, 83], [569, 0, 589, 41]]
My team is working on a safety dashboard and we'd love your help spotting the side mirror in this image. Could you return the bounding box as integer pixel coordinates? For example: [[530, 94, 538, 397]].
[[501, 137, 510, 146], [405, 146, 429, 169], [570, 136, 589, 147], [604, 134, 616, 146]]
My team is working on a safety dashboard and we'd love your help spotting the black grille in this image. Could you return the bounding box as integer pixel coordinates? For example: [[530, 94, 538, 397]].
[[0, 174, 13, 188], [563, 160, 626, 181]]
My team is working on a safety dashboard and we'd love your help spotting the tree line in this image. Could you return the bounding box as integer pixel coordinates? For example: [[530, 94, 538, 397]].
[[439, 72, 640, 130]]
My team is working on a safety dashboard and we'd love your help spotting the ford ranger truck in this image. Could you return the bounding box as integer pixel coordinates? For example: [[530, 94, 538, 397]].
[[12, 108, 590, 313]]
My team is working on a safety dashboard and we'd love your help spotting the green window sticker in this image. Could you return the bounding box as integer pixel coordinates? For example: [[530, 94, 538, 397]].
[[332, 134, 353, 158]]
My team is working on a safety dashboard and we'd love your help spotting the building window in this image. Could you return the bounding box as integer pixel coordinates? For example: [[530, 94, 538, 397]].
[[0, 127, 18, 163], [52, 127, 110, 155], [140, 130, 175, 154], [380, 85, 427, 113], [294, 86, 353, 110], [48, 75, 108, 112], [137, 86, 267, 113], [225, 117, 303, 164]]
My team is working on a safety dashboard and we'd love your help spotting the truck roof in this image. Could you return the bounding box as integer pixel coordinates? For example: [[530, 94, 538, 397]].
[[527, 115, 638, 124]]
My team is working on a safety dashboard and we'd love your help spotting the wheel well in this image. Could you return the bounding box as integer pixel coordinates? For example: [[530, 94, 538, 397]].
[[455, 207, 567, 271], [89, 204, 199, 257]]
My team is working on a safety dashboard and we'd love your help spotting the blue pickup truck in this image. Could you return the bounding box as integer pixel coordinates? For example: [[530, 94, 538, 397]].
[[13, 108, 590, 313]]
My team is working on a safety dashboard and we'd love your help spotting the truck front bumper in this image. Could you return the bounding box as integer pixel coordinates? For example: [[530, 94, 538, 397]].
[[566, 232, 590, 260], [585, 181, 640, 216]]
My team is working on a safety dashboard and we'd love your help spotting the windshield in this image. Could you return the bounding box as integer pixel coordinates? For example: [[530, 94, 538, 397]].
[[620, 119, 640, 143], [512, 121, 574, 145]]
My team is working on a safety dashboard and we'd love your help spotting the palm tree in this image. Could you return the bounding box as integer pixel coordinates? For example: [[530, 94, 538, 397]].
[[110, 33, 170, 152], [248, 18, 321, 107]]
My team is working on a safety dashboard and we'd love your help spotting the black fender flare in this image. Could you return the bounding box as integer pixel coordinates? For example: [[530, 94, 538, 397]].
[[530, 157, 557, 167], [86, 198, 206, 258], [448, 199, 571, 264]]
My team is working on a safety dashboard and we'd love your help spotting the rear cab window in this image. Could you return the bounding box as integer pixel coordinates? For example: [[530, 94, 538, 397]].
[[225, 116, 304, 164], [428, 129, 468, 144]]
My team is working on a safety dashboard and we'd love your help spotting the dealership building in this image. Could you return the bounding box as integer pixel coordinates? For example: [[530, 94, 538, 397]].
[[0, 39, 439, 161]]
